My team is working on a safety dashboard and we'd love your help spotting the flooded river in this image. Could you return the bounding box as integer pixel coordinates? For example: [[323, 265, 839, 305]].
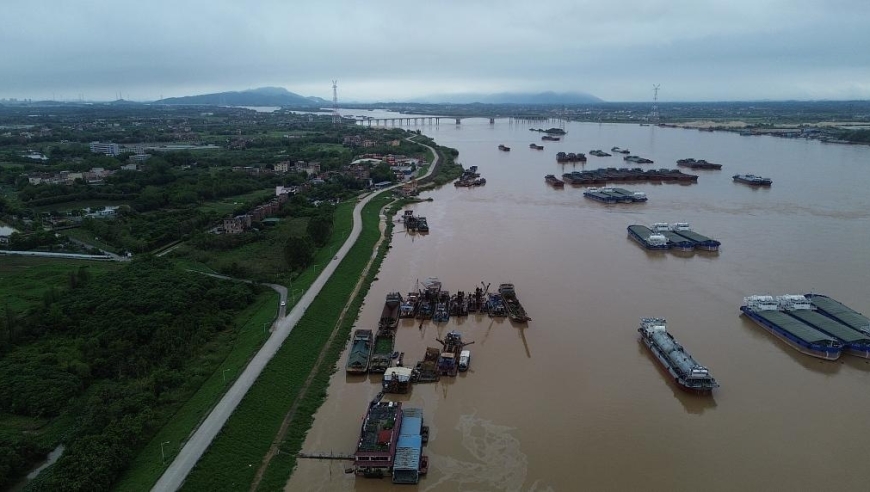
[[286, 119, 870, 491]]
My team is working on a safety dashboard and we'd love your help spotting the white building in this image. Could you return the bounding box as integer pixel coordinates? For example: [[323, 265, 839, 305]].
[[89, 141, 120, 156]]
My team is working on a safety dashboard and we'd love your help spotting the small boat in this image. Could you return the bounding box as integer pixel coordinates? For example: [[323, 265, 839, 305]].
[[733, 174, 772, 186]]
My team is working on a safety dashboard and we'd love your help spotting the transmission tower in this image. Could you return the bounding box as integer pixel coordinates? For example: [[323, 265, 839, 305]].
[[650, 84, 660, 122], [332, 80, 340, 124]]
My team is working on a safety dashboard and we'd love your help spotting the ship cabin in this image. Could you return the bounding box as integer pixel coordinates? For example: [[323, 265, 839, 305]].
[[354, 401, 404, 477]]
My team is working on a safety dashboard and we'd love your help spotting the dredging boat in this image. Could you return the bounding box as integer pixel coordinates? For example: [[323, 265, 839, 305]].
[[740, 295, 843, 360], [435, 331, 474, 376], [638, 318, 719, 394], [677, 158, 723, 170], [733, 174, 772, 186], [545, 174, 565, 187], [346, 329, 374, 374], [627, 225, 670, 250], [399, 291, 419, 318], [498, 283, 531, 322], [416, 216, 429, 233], [485, 293, 507, 317], [433, 291, 450, 323]]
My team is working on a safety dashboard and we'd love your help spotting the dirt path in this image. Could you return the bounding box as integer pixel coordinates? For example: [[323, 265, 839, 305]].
[[248, 203, 392, 491]]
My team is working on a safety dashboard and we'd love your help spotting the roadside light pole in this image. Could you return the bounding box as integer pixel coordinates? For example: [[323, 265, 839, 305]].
[[161, 441, 170, 463], [223, 368, 230, 382]]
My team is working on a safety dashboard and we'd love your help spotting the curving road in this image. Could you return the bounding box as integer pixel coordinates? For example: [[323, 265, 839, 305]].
[[152, 138, 439, 491]]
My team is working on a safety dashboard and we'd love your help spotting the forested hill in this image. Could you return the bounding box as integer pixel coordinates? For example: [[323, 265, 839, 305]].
[[0, 257, 260, 491]]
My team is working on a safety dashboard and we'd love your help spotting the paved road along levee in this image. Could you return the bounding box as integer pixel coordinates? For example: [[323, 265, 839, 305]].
[[153, 137, 439, 491]]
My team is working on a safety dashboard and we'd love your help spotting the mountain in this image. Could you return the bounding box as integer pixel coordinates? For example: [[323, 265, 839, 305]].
[[410, 91, 603, 105], [156, 87, 328, 107]]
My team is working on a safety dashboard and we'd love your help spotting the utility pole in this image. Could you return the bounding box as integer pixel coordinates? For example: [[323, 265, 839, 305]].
[[332, 80, 340, 125], [650, 84, 660, 123]]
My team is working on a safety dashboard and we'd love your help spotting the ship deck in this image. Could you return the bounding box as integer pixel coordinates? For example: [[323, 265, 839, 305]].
[[808, 295, 870, 332], [660, 231, 695, 248], [786, 310, 870, 344], [751, 310, 837, 344]]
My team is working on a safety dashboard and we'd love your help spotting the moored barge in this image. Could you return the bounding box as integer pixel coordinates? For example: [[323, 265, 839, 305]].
[[498, 283, 531, 323], [530, 143, 544, 150], [650, 223, 695, 251], [669, 223, 721, 252], [498, 144, 511, 151], [740, 295, 842, 360], [638, 318, 719, 394], [805, 294, 870, 335], [627, 225, 670, 250], [354, 400, 403, 478], [346, 329, 374, 373], [733, 174, 772, 186], [545, 174, 565, 187], [590, 149, 612, 157], [379, 292, 402, 330], [677, 158, 723, 170], [781, 296, 870, 358]]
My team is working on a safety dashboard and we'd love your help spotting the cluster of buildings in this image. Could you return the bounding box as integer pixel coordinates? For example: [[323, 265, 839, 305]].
[[25, 166, 136, 186], [220, 192, 289, 234]]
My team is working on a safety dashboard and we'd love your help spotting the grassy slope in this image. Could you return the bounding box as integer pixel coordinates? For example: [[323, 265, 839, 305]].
[[0, 256, 120, 313], [179, 196, 388, 491]]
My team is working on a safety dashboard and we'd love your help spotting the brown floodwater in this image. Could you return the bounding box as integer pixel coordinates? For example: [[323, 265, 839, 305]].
[[285, 120, 870, 491]]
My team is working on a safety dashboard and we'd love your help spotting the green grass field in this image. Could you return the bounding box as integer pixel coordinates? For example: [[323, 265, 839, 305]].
[[178, 196, 391, 491], [59, 227, 120, 254], [0, 256, 120, 313], [196, 189, 274, 215]]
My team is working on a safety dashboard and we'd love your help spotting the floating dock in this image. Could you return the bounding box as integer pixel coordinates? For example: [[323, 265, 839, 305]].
[[806, 294, 870, 334]]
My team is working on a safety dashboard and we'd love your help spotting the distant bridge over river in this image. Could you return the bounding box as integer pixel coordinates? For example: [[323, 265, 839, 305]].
[[353, 115, 565, 127]]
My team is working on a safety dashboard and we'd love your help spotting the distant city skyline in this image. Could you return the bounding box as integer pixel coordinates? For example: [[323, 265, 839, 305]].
[[2, 0, 869, 103]]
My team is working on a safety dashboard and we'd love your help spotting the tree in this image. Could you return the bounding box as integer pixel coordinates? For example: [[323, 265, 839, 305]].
[[307, 214, 333, 247], [284, 235, 314, 271]]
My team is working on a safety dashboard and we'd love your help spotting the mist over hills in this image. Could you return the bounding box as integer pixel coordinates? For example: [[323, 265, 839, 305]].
[[408, 91, 603, 105], [156, 87, 328, 106]]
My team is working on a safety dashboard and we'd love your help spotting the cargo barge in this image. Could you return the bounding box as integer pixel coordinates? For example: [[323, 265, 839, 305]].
[[638, 318, 719, 395], [563, 168, 698, 185], [545, 174, 565, 187], [530, 143, 544, 150], [805, 294, 870, 335], [542, 135, 560, 141], [379, 292, 402, 330], [584, 187, 647, 203], [498, 283, 531, 323], [650, 223, 695, 251], [677, 158, 723, 170], [556, 152, 587, 163], [590, 149, 612, 157], [346, 329, 374, 374], [781, 297, 870, 359], [498, 144, 511, 151], [740, 295, 842, 360], [611, 146, 630, 154], [370, 329, 397, 373], [624, 155, 654, 164], [627, 225, 670, 250], [733, 174, 772, 186], [669, 223, 721, 252]]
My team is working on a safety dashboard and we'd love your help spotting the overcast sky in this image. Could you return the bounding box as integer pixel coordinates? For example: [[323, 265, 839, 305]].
[[2, 0, 869, 102]]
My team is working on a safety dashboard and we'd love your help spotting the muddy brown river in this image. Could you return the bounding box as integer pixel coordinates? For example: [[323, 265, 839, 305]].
[[285, 120, 870, 491]]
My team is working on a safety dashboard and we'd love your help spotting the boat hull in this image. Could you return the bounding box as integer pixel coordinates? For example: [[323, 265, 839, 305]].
[[627, 227, 669, 250], [740, 307, 841, 360]]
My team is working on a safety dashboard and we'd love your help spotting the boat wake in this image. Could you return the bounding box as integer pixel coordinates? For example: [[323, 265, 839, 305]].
[[422, 413, 554, 492]]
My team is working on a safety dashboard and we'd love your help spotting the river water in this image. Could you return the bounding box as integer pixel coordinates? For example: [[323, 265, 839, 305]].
[[285, 119, 870, 491]]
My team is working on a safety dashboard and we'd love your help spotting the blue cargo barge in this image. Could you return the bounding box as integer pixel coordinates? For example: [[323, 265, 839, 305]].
[[741, 295, 843, 360], [669, 223, 721, 252], [805, 294, 870, 335], [650, 223, 695, 251]]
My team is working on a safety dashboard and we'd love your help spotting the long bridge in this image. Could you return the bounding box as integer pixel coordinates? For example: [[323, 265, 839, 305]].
[[353, 116, 563, 127]]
